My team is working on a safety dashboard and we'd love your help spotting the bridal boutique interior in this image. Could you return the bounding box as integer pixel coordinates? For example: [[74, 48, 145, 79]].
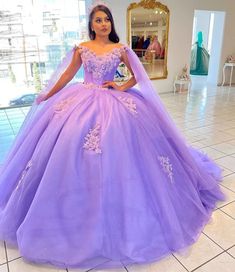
[[1, 0, 235, 272]]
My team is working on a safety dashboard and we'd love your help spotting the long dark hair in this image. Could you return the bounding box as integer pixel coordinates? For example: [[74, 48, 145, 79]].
[[88, 5, 119, 43]]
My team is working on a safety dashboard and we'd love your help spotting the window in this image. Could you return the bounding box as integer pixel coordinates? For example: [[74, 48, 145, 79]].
[[0, 0, 91, 108]]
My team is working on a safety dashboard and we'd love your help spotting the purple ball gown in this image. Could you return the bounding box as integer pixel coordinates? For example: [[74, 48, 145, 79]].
[[0, 45, 225, 269]]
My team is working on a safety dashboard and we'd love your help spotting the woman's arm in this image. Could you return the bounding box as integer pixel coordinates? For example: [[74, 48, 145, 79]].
[[102, 48, 136, 92], [43, 47, 82, 100]]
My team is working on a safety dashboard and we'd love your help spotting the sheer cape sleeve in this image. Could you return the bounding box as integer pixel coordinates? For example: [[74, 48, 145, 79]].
[[123, 45, 222, 182], [0, 46, 78, 170]]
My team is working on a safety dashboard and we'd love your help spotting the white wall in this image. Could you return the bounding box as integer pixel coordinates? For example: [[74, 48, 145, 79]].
[[207, 11, 226, 85], [194, 10, 211, 48], [107, 0, 235, 93]]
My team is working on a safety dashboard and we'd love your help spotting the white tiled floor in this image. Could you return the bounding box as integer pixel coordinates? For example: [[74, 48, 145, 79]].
[[0, 85, 235, 271]]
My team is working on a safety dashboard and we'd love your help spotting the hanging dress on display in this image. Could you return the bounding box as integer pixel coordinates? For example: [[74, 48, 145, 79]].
[[190, 31, 210, 75]]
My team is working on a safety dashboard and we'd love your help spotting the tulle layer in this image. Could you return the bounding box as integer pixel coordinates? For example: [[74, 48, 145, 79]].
[[0, 83, 224, 269]]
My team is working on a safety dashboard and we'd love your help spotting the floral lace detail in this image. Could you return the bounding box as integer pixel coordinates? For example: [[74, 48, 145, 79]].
[[158, 156, 174, 183], [118, 96, 137, 115], [54, 97, 75, 113], [83, 124, 102, 154], [79, 45, 127, 83], [82, 82, 108, 91], [16, 160, 33, 189]]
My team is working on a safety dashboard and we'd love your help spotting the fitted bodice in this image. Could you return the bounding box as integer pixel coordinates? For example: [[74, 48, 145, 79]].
[[78, 45, 127, 85]]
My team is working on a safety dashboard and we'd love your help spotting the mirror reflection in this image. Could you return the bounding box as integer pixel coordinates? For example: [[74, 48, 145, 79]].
[[127, 0, 169, 79]]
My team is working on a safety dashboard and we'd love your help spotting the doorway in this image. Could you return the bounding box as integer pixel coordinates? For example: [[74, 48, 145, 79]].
[[190, 10, 226, 90]]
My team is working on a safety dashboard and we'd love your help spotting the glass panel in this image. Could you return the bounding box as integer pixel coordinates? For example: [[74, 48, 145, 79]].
[[0, 0, 91, 108]]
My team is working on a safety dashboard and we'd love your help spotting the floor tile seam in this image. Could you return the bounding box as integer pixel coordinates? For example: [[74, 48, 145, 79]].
[[196, 141, 235, 149], [6, 257, 22, 264], [211, 142, 235, 149], [201, 232, 226, 251], [201, 154, 228, 161], [3, 242, 10, 272], [226, 251, 235, 260], [223, 171, 235, 177], [215, 164, 235, 173], [220, 183, 235, 194], [221, 132, 235, 138], [181, 123, 221, 131], [3, 242, 8, 264], [200, 138, 235, 145], [225, 243, 235, 260], [207, 146, 229, 155], [119, 261, 130, 272], [219, 208, 235, 220], [225, 245, 235, 251], [184, 129, 219, 135], [222, 126, 235, 131], [86, 260, 114, 271], [189, 251, 226, 272], [172, 254, 190, 272]]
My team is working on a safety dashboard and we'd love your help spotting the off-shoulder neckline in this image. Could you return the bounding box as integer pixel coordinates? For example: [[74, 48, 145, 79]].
[[78, 44, 128, 57]]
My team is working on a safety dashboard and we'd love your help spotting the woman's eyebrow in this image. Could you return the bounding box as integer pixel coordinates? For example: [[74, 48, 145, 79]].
[[94, 16, 109, 19]]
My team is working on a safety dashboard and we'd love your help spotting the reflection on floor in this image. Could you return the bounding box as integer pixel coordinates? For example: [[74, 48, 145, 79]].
[[0, 85, 235, 271], [190, 75, 208, 90]]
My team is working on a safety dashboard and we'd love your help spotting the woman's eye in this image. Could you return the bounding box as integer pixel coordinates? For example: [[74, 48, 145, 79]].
[[105, 18, 110, 21], [96, 19, 101, 23]]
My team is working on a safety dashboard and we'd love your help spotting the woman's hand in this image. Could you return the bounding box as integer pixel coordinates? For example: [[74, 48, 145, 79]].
[[35, 93, 48, 105], [102, 81, 124, 91]]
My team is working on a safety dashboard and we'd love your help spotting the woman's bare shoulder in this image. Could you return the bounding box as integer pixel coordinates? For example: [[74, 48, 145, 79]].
[[115, 43, 125, 48], [79, 41, 92, 47]]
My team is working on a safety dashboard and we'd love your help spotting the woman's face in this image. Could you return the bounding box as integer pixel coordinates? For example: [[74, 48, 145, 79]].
[[92, 11, 112, 38]]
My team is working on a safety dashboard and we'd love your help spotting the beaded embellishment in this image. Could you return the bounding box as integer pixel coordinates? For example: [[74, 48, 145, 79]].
[[83, 124, 102, 153], [118, 96, 137, 115], [54, 97, 75, 113], [83, 82, 108, 91], [78, 45, 128, 83], [158, 156, 174, 183], [16, 160, 33, 189]]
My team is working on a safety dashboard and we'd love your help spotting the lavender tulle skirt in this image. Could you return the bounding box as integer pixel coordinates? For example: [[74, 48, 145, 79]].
[[0, 82, 225, 269]]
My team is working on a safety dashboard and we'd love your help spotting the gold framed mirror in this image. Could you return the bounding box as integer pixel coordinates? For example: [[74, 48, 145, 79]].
[[127, 0, 169, 79]]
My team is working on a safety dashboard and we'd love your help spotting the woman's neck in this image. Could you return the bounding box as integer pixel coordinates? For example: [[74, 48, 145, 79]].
[[93, 36, 112, 46]]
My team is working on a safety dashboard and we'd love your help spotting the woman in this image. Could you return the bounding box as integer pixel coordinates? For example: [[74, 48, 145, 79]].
[[0, 4, 224, 270]]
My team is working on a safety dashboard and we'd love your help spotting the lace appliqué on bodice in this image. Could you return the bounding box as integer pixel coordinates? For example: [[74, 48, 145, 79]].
[[83, 124, 102, 154], [158, 156, 174, 183], [78, 45, 128, 83]]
